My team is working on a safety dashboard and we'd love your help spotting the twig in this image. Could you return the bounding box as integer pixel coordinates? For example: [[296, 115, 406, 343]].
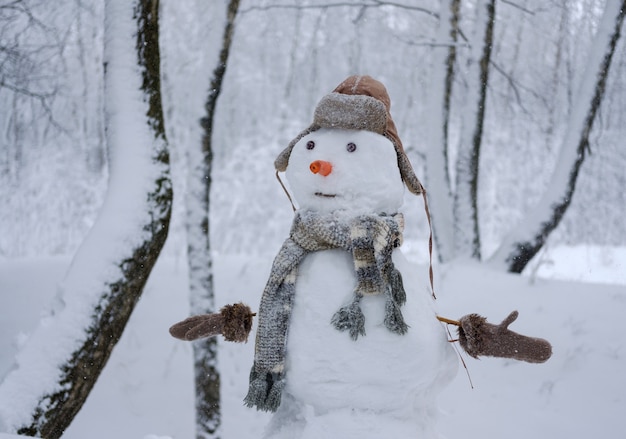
[[436, 315, 460, 326], [241, 1, 437, 18], [444, 322, 473, 389]]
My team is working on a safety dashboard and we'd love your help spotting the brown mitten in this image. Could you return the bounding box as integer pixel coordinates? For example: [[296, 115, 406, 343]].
[[458, 310, 552, 363], [438, 311, 552, 363], [169, 303, 255, 343]]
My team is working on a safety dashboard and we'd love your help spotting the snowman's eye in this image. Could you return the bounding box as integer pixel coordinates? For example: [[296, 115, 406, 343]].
[[346, 142, 357, 153], [306, 141, 315, 150]]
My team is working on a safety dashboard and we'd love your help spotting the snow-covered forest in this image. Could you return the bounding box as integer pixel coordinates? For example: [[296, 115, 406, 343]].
[[1, 0, 625, 438], [2, 0, 626, 259]]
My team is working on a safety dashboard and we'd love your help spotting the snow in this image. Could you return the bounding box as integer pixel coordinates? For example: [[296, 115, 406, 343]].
[[3, 84, 626, 437], [1, 248, 625, 438], [4, 112, 624, 437], [438, 261, 626, 438]]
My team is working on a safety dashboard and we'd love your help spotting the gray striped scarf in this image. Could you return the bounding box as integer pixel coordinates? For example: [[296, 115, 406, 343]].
[[245, 210, 408, 412]]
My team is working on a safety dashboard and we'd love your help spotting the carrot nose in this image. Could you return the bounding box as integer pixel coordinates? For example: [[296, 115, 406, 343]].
[[310, 160, 332, 176]]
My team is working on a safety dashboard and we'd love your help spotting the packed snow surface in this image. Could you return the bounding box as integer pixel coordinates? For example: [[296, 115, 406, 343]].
[[2, 122, 626, 437], [1, 249, 625, 438]]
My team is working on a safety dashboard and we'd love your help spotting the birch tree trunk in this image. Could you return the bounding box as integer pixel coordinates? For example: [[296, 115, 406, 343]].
[[0, 0, 171, 437], [186, 1, 239, 438], [490, 0, 626, 273], [423, 0, 460, 262], [453, 0, 495, 260]]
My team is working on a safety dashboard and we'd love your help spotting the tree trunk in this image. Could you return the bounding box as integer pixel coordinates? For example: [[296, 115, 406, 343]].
[[424, 0, 460, 262], [186, 1, 239, 438], [453, 0, 495, 261], [490, 0, 626, 273], [0, 0, 172, 436]]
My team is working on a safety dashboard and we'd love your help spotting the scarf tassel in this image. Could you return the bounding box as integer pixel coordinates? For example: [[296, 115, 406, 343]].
[[331, 267, 409, 340], [245, 369, 285, 412], [384, 268, 409, 335], [331, 293, 366, 340]]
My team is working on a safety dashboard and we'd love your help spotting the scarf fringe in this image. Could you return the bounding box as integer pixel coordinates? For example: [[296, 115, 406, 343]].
[[331, 294, 366, 340]]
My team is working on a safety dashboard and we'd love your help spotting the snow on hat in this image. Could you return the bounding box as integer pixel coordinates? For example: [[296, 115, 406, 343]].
[[275, 75, 424, 195]]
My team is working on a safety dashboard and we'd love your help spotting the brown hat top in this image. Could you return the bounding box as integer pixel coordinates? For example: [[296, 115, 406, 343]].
[[275, 75, 423, 195], [331, 75, 402, 153]]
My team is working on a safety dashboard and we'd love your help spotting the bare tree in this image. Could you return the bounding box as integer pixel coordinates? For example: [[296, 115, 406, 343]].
[[186, 0, 240, 437], [423, 0, 624, 274], [453, 0, 496, 260], [424, 0, 460, 263], [490, 0, 626, 272], [0, 0, 64, 183], [0, 0, 58, 101], [0, 0, 172, 436]]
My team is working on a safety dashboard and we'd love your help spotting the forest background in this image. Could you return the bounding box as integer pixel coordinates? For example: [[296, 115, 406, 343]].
[[2, 0, 625, 262], [1, 0, 625, 438]]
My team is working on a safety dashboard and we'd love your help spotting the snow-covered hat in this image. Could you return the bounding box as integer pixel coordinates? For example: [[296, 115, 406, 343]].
[[275, 75, 424, 195]]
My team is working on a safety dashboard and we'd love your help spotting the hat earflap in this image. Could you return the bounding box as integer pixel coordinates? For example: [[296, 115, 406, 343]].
[[274, 125, 318, 173]]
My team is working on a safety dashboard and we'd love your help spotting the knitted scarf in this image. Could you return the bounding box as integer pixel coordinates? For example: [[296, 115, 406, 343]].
[[245, 210, 408, 412]]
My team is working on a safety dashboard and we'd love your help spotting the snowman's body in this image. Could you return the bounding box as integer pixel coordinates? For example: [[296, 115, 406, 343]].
[[262, 129, 457, 439]]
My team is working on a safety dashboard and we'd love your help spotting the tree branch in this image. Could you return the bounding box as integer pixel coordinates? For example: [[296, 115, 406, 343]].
[[241, 0, 437, 18]]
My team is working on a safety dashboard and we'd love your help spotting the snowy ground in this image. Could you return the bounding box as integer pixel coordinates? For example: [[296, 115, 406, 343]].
[[1, 244, 625, 438]]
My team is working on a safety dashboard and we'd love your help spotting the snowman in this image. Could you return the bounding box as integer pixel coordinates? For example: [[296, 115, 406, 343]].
[[169, 76, 552, 438], [244, 75, 459, 439]]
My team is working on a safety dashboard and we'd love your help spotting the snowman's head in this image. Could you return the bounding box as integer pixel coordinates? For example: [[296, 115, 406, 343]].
[[286, 128, 404, 214], [275, 75, 424, 210]]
